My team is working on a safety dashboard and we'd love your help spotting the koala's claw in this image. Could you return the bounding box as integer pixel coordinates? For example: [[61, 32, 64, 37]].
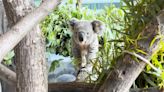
[[76, 69, 88, 82], [81, 62, 87, 67]]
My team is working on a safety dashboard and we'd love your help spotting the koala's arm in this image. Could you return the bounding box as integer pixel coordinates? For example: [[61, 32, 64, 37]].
[[72, 39, 81, 58], [87, 38, 99, 60]]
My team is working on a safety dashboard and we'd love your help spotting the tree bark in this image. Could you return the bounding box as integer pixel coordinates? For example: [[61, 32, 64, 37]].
[[0, 0, 7, 35], [48, 82, 100, 92], [15, 25, 47, 92], [0, 63, 16, 85], [0, 60, 16, 92], [48, 83, 163, 92], [2, 0, 59, 92], [0, 0, 60, 62], [0, 1, 16, 92], [130, 87, 163, 92], [98, 13, 163, 92], [0, 0, 4, 35], [0, 1, 15, 85]]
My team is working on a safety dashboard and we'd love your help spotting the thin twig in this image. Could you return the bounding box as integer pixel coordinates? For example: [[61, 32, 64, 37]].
[[124, 50, 162, 74]]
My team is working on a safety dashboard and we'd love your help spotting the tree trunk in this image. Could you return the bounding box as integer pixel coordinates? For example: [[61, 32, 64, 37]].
[[98, 13, 164, 92], [0, 1, 16, 92], [0, 0, 7, 35], [15, 25, 47, 92], [2, 0, 47, 92], [0, 0, 4, 35]]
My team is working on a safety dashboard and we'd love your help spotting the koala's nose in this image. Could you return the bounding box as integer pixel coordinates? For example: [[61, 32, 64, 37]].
[[78, 32, 84, 42]]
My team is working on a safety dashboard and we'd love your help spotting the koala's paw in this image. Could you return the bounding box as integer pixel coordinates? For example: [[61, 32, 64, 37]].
[[81, 62, 87, 67], [76, 69, 88, 82], [76, 64, 93, 82], [81, 57, 87, 67]]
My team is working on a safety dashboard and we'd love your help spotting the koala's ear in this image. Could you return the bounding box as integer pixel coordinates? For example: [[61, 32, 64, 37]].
[[69, 19, 78, 30], [91, 20, 104, 35]]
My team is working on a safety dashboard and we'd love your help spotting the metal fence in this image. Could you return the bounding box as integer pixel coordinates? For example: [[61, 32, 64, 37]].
[[34, 0, 120, 9], [83, 3, 120, 10]]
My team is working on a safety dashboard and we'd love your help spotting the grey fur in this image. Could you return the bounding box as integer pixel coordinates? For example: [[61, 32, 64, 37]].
[[69, 19, 104, 81]]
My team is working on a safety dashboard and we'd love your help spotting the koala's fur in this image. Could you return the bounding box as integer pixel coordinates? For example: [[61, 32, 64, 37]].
[[69, 19, 104, 81]]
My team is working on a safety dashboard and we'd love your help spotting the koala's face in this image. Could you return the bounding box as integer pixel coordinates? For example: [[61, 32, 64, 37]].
[[69, 19, 104, 46]]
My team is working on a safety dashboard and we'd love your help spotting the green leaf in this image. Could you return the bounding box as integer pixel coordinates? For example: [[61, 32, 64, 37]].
[[4, 60, 12, 65], [150, 35, 161, 48], [136, 49, 148, 55], [4, 51, 15, 61], [49, 59, 63, 72], [143, 73, 157, 86]]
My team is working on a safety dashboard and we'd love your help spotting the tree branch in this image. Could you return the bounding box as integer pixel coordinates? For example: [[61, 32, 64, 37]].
[[0, 63, 16, 85], [49, 82, 100, 92], [98, 11, 164, 92], [0, 0, 61, 62], [130, 87, 163, 92], [123, 50, 161, 73]]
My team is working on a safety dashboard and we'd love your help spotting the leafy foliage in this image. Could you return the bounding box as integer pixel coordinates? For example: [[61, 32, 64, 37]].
[[3, 51, 15, 65], [49, 59, 62, 72], [41, 5, 72, 56]]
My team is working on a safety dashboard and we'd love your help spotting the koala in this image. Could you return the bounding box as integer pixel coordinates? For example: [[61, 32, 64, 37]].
[[69, 19, 104, 81]]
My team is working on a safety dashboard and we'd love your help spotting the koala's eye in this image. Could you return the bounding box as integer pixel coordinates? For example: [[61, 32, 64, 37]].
[[87, 32, 89, 35]]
